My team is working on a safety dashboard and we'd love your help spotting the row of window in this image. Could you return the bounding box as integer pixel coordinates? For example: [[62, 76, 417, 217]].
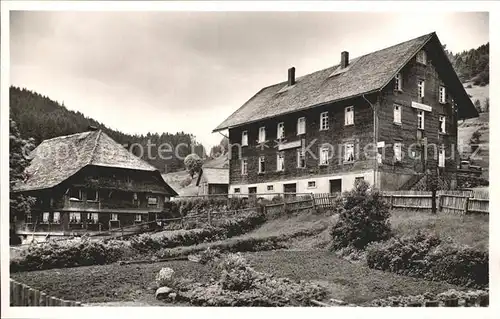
[[240, 107, 355, 146], [394, 50, 448, 104], [241, 144, 356, 175], [391, 143, 446, 167], [29, 212, 144, 224], [68, 188, 159, 207], [233, 177, 366, 194], [393, 104, 447, 133], [241, 142, 447, 175]]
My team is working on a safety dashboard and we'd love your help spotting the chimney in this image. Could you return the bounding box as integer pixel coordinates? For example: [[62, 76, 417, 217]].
[[341, 51, 349, 68], [88, 125, 98, 131], [288, 67, 296, 86]]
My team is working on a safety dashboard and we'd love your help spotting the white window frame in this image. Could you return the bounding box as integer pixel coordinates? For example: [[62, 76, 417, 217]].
[[438, 147, 445, 168], [276, 153, 285, 171], [135, 214, 142, 222], [148, 196, 158, 207], [439, 115, 446, 133], [297, 117, 306, 135], [418, 79, 425, 98], [111, 213, 118, 221], [234, 188, 240, 193], [417, 110, 425, 130], [439, 86, 447, 104], [87, 213, 99, 223], [394, 143, 402, 162], [319, 146, 330, 165], [416, 50, 427, 65], [344, 143, 355, 162], [42, 212, 50, 223], [277, 122, 285, 139], [258, 127, 266, 143], [297, 148, 306, 168], [267, 185, 274, 191], [258, 156, 266, 174], [307, 181, 316, 189], [393, 104, 402, 124], [394, 73, 403, 91], [320, 112, 329, 131], [345, 106, 354, 126], [241, 159, 248, 175], [241, 131, 248, 146], [69, 212, 81, 223], [53, 212, 61, 224]]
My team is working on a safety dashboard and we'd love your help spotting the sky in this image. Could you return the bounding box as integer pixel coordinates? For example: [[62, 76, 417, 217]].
[[10, 11, 488, 150]]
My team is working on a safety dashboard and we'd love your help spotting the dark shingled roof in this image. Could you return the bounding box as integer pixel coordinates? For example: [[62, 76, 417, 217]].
[[14, 130, 177, 195], [214, 32, 477, 132]]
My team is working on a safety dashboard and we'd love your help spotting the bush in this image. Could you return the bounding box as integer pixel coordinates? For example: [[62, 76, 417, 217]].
[[156, 236, 285, 259], [10, 238, 129, 272], [130, 209, 266, 252], [366, 232, 488, 288], [330, 180, 392, 250], [219, 254, 258, 291], [163, 197, 250, 218]]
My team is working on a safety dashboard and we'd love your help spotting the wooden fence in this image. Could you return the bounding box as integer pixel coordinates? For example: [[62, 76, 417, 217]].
[[10, 279, 83, 306], [382, 190, 489, 214]]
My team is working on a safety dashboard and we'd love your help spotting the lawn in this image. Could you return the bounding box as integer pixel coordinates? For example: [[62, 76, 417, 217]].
[[389, 209, 489, 250], [11, 250, 459, 306]]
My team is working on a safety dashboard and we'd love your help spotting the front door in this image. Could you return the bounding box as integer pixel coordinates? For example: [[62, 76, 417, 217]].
[[283, 183, 297, 199], [329, 179, 342, 194]]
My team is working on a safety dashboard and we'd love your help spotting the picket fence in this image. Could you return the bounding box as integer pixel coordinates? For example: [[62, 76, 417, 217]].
[[382, 190, 489, 214], [10, 279, 84, 307]]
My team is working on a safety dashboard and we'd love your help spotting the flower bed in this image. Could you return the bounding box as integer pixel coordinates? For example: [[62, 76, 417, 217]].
[[157, 253, 327, 306]]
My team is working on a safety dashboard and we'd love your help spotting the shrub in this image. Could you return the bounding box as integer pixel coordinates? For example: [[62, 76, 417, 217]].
[[330, 180, 392, 250], [10, 238, 129, 272], [130, 209, 266, 252], [366, 232, 488, 288], [156, 236, 285, 259], [163, 197, 250, 218], [219, 254, 258, 291], [366, 231, 441, 275]]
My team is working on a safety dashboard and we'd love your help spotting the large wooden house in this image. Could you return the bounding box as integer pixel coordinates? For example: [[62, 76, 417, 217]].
[[213, 32, 478, 195], [13, 129, 177, 242]]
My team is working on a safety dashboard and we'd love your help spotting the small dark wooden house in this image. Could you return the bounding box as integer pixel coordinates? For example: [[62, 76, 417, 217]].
[[213, 32, 479, 195], [13, 129, 177, 243]]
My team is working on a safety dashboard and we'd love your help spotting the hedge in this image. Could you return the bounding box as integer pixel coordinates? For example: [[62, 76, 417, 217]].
[[130, 209, 266, 252], [366, 232, 488, 288]]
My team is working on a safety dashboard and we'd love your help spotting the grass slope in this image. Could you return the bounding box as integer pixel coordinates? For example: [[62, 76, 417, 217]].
[[390, 210, 489, 250], [162, 170, 198, 196]]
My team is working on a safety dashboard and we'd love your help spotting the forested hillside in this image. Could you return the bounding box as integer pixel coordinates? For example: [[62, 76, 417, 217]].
[[10, 86, 206, 173], [444, 43, 489, 85]]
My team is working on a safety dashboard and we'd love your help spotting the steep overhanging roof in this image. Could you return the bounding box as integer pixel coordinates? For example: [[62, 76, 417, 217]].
[[13, 130, 178, 196], [213, 32, 478, 132]]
